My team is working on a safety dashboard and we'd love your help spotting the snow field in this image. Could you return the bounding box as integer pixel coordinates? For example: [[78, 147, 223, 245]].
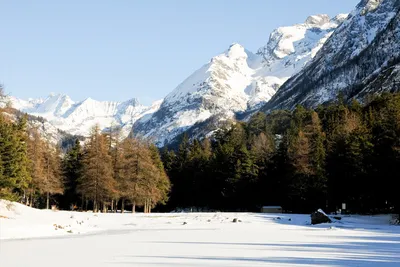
[[1, 200, 400, 266]]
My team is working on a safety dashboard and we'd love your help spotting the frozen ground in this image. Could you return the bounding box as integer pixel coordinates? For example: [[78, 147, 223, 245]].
[[1, 200, 399, 267]]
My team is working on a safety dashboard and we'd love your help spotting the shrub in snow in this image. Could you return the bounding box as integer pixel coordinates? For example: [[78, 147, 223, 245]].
[[392, 214, 400, 225]]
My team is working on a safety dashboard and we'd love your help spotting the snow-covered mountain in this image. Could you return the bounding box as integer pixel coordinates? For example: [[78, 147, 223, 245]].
[[6, 94, 162, 138], [133, 14, 347, 146], [263, 0, 400, 111], [3, 12, 354, 146]]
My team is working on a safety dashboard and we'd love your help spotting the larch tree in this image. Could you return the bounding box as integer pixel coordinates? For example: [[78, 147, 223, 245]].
[[79, 125, 115, 212], [118, 137, 142, 213], [27, 128, 45, 207], [42, 144, 64, 209], [118, 138, 170, 214], [27, 128, 64, 209], [108, 125, 123, 212]]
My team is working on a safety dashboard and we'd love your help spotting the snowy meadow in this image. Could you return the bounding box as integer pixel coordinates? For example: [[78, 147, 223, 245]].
[[1, 200, 399, 267]]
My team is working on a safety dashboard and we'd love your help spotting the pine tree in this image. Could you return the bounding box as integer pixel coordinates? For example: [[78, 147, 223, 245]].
[[62, 139, 83, 210], [149, 144, 170, 207], [13, 115, 31, 199], [0, 114, 31, 201], [234, 144, 258, 209], [0, 114, 18, 200]]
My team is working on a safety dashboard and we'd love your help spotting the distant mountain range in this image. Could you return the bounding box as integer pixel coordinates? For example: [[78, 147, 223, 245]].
[[5, 94, 161, 138]]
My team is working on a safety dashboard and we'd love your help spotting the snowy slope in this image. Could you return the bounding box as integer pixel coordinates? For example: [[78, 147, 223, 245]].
[[0, 98, 73, 146], [133, 15, 346, 146], [1, 200, 400, 267], [6, 94, 162, 138], [264, 0, 400, 111]]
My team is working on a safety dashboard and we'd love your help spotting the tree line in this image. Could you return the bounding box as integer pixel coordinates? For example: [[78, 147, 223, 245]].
[[161, 93, 400, 215], [1, 91, 400, 216], [0, 111, 63, 208], [0, 104, 170, 212]]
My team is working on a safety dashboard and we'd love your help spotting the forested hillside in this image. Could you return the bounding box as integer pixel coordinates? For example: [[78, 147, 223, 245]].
[[162, 93, 400, 214]]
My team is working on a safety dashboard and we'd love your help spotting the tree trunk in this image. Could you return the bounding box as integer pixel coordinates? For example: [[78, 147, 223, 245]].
[[94, 200, 98, 213], [121, 199, 125, 213], [132, 200, 136, 213], [103, 202, 107, 213], [114, 199, 119, 213], [29, 190, 33, 207], [148, 199, 151, 214], [144, 199, 151, 214], [81, 195, 84, 211], [111, 199, 114, 212], [46, 192, 50, 210]]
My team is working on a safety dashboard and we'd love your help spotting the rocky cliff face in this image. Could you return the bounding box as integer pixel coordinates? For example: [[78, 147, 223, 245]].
[[263, 0, 400, 111]]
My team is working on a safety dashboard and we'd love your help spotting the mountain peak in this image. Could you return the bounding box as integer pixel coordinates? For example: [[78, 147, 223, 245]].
[[225, 43, 248, 59], [123, 98, 140, 107], [332, 14, 349, 24], [82, 97, 94, 103], [305, 14, 330, 25]]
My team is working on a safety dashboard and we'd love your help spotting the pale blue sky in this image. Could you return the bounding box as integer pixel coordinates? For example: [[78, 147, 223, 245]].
[[1, 0, 359, 105]]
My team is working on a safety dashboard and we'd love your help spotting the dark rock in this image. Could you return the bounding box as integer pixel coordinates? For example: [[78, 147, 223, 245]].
[[182, 222, 187, 225], [311, 209, 332, 225], [232, 218, 239, 223], [333, 216, 342, 221]]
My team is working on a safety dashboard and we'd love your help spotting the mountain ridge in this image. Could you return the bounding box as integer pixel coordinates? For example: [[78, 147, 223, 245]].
[[133, 14, 346, 146], [4, 93, 162, 138], [263, 0, 400, 111]]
